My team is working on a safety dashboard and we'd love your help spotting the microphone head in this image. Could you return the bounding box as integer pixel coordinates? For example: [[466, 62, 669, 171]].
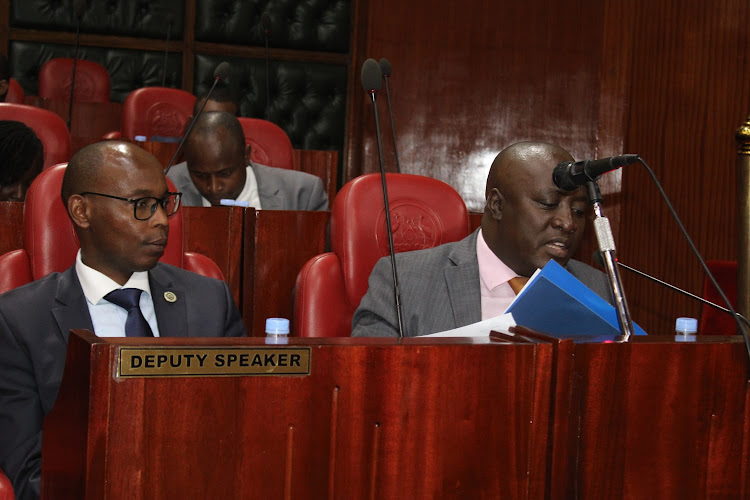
[[552, 161, 578, 191], [261, 12, 272, 33], [214, 62, 231, 81], [361, 59, 382, 93], [379, 58, 392, 78]]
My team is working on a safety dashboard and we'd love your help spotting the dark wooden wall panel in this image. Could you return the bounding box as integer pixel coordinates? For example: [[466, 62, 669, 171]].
[[619, 0, 750, 334]]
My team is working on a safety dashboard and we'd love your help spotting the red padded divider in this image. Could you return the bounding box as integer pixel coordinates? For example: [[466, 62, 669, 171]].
[[183, 252, 224, 281], [0, 103, 71, 169], [238, 117, 294, 170], [294, 253, 352, 337], [700, 260, 738, 335], [38, 58, 110, 103], [5, 78, 24, 104], [121, 87, 196, 140], [0, 249, 32, 295]]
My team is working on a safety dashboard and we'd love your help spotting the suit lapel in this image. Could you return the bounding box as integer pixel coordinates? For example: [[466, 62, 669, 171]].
[[444, 231, 482, 328], [149, 265, 189, 337], [51, 266, 94, 344], [253, 164, 282, 210]]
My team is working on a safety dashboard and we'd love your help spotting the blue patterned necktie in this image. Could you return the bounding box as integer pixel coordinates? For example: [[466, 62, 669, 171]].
[[104, 288, 154, 337]]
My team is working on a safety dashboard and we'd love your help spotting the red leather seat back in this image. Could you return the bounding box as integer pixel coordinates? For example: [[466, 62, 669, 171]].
[[294, 173, 470, 337], [0, 103, 71, 169], [23, 164, 186, 281], [38, 58, 110, 103], [0, 467, 14, 500], [237, 117, 294, 169], [5, 78, 24, 103], [121, 87, 196, 140], [700, 260, 738, 335]]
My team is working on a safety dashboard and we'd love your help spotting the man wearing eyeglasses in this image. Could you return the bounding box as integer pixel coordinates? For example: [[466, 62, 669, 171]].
[[0, 141, 246, 500]]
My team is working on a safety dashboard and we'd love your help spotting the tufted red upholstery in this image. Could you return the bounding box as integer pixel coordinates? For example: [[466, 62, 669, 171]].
[[5, 79, 24, 104], [0, 103, 71, 169], [38, 58, 111, 103], [0, 164, 223, 296], [294, 173, 470, 337], [0, 468, 13, 500], [700, 260, 738, 335], [121, 87, 196, 140], [238, 117, 294, 169]]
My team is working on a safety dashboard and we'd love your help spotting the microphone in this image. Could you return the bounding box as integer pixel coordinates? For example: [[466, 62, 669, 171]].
[[553, 154, 640, 191], [593, 251, 750, 331], [67, 0, 87, 129], [362, 58, 405, 338], [378, 58, 401, 173], [164, 62, 231, 175], [161, 14, 175, 87], [261, 13, 272, 120]]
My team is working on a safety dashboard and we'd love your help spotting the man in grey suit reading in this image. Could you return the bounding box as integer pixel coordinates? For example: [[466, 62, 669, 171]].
[[167, 111, 328, 210], [352, 141, 612, 338], [0, 141, 246, 500]]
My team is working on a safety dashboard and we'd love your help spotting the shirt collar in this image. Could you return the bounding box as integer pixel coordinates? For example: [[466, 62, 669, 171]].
[[476, 228, 517, 291], [75, 249, 152, 305]]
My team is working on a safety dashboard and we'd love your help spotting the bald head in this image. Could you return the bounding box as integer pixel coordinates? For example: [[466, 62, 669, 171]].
[[481, 141, 586, 277], [186, 111, 245, 155]]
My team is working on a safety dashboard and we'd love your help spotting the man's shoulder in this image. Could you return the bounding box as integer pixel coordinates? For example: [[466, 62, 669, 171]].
[[150, 262, 223, 286], [165, 162, 192, 187], [0, 271, 67, 306], [252, 163, 320, 185]]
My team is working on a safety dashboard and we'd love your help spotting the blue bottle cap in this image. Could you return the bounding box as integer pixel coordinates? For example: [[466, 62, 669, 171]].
[[219, 199, 235, 206], [134, 135, 147, 142], [265, 318, 290, 335], [675, 317, 698, 334]]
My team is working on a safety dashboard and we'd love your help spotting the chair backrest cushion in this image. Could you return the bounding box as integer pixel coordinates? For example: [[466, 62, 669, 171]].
[[121, 87, 196, 140], [0, 103, 71, 169], [38, 58, 111, 103], [238, 117, 294, 169]]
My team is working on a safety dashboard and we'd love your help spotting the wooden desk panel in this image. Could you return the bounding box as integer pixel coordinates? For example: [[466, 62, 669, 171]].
[[244, 210, 329, 336], [292, 149, 338, 205], [182, 206, 244, 309]]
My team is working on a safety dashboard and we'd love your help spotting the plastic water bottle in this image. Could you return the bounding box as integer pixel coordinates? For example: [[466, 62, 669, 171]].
[[265, 318, 290, 345], [675, 317, 698, 336]]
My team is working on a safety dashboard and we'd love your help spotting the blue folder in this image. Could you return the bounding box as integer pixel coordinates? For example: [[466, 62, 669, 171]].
[[505, 260, 647, 337]]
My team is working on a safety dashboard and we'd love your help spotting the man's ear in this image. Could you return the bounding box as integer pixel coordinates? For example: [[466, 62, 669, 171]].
[[244, 143, 252, 164], [486, 187, 504, 220], [67, 195, 91, 230], [0, 79, 8, 99]]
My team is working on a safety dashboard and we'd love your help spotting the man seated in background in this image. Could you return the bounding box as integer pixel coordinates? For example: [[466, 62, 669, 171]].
[[0, 52, 9, 102], [352, 141, 612, 337], [168, 111, 328, 210], [193, 82, 238, 116], [0, 141, 246, 500], [0, 120, 44, 201]]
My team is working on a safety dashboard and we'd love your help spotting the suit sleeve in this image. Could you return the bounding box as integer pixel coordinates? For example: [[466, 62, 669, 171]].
[[0, 310, 42, 500], [351, 257, 400, 338], [220, 280, 247, 337], [304, 176, 329, 211]]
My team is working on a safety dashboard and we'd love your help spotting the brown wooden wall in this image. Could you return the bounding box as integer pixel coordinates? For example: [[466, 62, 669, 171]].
[[347, 0, 750, 335]]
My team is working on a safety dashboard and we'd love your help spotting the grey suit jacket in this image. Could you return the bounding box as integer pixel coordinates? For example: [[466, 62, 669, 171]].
[[0, 263, 246, 500], [351, 230, 613, 338], [167, 161, 328, 210]]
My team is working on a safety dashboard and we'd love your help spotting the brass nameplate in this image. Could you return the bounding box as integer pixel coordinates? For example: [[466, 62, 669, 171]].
[[118, 347, 311, 378]]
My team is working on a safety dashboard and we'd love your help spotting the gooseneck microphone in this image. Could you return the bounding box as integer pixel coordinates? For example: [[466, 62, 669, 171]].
[[161, 14, 175, 87], [593, 252, 750, 330], [164, 61, 231, 175], [378, 58, 401, 173], [362, 58, 405, 338], [67, 0, 87, 129], [261, 13, 272, 120], [553, 154, 640, 191]]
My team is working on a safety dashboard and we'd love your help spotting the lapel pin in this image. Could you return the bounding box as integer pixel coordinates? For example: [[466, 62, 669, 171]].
[[164, 291, 177, 303]]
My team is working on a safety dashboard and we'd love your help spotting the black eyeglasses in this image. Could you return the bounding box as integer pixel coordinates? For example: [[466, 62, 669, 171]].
[[79, 191, 182, 220]]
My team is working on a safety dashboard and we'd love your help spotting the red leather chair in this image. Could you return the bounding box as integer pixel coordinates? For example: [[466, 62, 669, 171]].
[[120, 87, 196, 140], [238, 117, 294, 169], [293, 173, 470, 337], [0, 468, 13, 500], [700, 260, 738, 335], [37, 58, 110, 103], [5, 79, 24, 104], [0, 103, 71, 169], [0, 164, 224, 295]]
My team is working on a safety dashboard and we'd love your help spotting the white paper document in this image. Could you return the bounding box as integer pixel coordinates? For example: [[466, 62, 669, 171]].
[[423, 313, 517, 337]]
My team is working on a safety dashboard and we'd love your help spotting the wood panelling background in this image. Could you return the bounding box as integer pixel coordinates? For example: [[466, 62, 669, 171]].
[[347, 0, 750, 335]]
